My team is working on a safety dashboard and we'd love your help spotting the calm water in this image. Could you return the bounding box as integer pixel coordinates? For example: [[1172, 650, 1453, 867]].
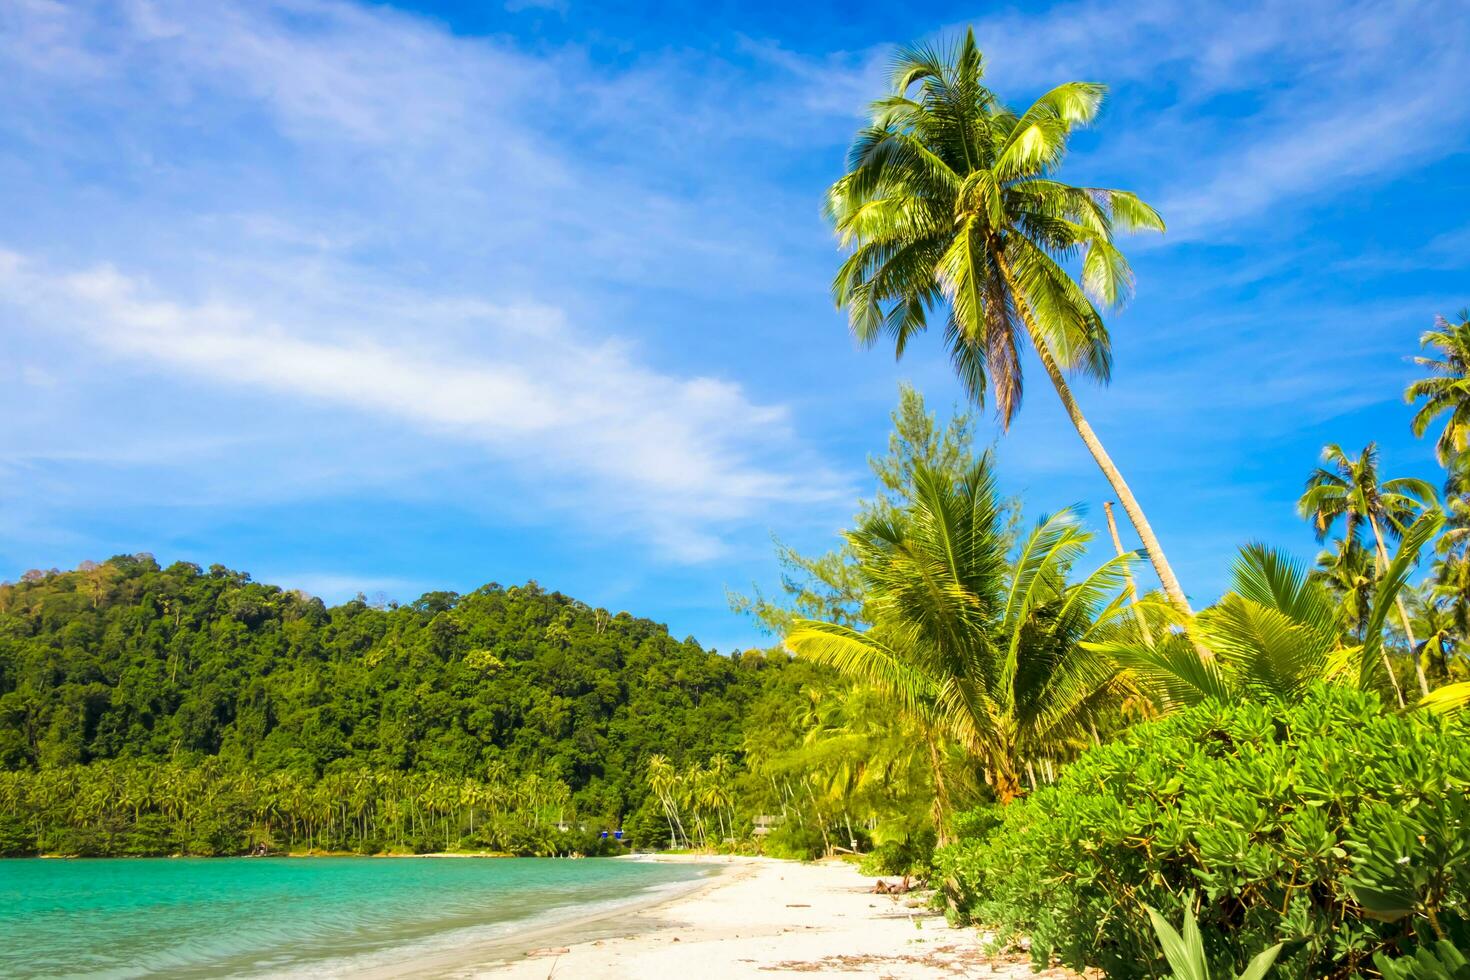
[[0, 857, 708, 978]]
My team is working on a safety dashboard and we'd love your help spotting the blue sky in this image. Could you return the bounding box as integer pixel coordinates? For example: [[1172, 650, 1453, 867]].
[[1, 0, 1467, 653]]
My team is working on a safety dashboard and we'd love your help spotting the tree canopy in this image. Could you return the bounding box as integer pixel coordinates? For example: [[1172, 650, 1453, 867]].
[[0, 555, 817, 853]]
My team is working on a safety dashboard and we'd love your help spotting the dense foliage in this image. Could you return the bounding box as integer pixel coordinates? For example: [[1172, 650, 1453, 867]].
[[787, 454, 1137, 811], [0, 761, 600, 857], [935, 686, 1470, 978], [0, 555, 820, 854]]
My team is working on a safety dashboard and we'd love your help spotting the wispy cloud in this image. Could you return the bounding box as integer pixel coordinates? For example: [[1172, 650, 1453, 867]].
[[0, 250, 840, 561], [260, 570, 430, 603], [0, 0, 864, 569]]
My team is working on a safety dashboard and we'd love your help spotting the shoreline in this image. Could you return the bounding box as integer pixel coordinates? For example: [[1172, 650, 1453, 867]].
[[1, 850, 724, 979], [9, 852, 1086, 977], [452, 856, 1083, 979], [351, 855, 736, 979]]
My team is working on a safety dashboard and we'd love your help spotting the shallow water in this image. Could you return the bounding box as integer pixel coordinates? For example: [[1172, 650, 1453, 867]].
[[0, 856, 707, 978]]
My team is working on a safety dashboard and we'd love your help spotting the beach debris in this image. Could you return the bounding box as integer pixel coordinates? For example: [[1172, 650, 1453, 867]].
[[526, 946, 571, 958]]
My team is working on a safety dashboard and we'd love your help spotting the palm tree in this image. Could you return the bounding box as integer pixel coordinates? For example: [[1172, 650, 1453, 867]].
[[703, 755, 735, 841], [1406, 311, 1470, 465], [825, 29, 1189, 620], [1436, 488, 1470, 558], [1299, 442, 1438, 700], [1406, 582, 1456, 684], [786, 453, 1134, 809], [1430, 549, 1470, 672], [681, 763, 710, 848], [1091, 512, 1442, 711], [1310, 537, 1376, 640], [645, 755, 686, 848]]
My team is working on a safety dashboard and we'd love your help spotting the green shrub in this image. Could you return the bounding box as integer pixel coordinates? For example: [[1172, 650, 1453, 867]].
[[120, 814, 174, 856], [762, 819, 828, 860], [858, 833, 934, 877], [1376, 940, 1470, 979], [181, 814, 247, 856], [933, 685, 1470, 978], [624, 799, 671, 851], [0, 814, 36, 855], [45, 823, 112, 857]]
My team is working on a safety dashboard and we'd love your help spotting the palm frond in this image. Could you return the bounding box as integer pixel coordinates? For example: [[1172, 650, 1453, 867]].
[[1091, 634, 1231, 711], [1229, 543, 1339, 639], [1411, 681, 1470, 715], [995, 81, 1106, 179], [785, 621, 941, 724]]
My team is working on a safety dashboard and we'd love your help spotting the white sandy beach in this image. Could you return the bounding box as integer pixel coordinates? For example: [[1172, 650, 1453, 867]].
[[465, 856, 1081, 979]]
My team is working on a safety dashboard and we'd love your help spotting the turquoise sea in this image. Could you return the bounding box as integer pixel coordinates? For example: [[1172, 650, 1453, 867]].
[[0, 856, 709, 978]]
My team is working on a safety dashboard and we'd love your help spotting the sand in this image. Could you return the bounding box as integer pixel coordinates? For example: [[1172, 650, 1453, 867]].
[[468, 856, 1082, 979]]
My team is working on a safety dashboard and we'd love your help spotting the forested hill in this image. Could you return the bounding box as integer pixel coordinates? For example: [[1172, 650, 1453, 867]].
[[0, 554, 812, 852]]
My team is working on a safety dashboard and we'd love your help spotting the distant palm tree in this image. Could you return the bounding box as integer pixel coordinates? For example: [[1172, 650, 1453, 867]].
[[786, 454, 1135, 806], [1437, 489, 1470, 556], [1311, 537, 1376, 640], [645, 755, 686, 848], [825, 30, 1188, 620], [702, 755, 735, 841], [1406, 582, 1457, 684], [1406, 311, 1470, 465], [1298, 442, 1437, 701]]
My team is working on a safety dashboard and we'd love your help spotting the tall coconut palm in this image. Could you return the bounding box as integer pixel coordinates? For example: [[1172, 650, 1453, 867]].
[[1406, 311, 1470, 465], [1431, 483, 1470, 575], [1299, 442, 1437, 701], [825, 29, 1189, 620], [785, 453, 1135, 808]]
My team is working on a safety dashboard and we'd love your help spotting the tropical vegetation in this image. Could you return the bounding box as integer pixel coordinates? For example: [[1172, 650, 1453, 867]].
[[4, 21, 1470, 980], [786, 454, 1136, 811], [775, 25, 1470, 977], [0, 558, 824, 855], [933, 687, 1470, 977]]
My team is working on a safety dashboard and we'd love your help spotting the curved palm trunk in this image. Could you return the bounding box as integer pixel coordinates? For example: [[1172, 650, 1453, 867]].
[[665, 799, 688, 848], [1368, 515, 1428, 700], [1103, 501, 1153, 648], [1031, 341, 1194, 623], [993, 260, 1196, 632]]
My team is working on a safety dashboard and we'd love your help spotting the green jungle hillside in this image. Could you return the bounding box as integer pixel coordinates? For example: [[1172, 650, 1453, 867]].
[[0, 555, 818, 856]]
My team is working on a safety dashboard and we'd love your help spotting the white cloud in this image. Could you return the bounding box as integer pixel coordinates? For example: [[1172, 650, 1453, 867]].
[[261, 571, 429, 603], [0, 250, 842, 561], [0, 0, 863, 569], [2, 0, 1462, 619], [118, 0, 537, 146]]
